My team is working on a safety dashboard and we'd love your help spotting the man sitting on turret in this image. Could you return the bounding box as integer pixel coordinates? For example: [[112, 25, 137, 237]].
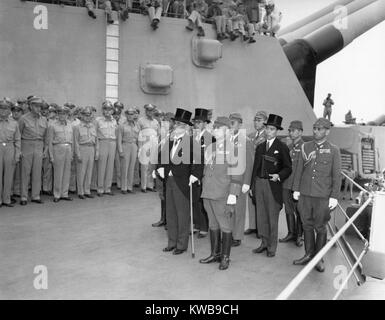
[[85, 0, 130, 23], [185, 0, 208, 37], [141, 0, 163, 30], [256, 0, 282, 37]]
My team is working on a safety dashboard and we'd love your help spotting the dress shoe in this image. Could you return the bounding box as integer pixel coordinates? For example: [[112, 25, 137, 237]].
[[3, 203, 14, 207], [121, 190, 128, 194], [127, 190, 135, 194], [267, 251, 275, 257], [134, 184, 140, 188], [198, 232, 208, 239], [60, 197, 73, 201], [20, 200, 27, 206], [244, 229, 256, 235], [11, 198, 17, 204], [42, 190, 52, 196], [53, 198, 60, 203], [141, 189, 147, 193], [173, 248, 186, 255], [31, 199, 44, 204], [248, 38, 256, 43], [232, 240, 241, 247], [78, 195, 86, 200], [293, 254, 313, 265], [152, 220, 166, 227], [146, 187, 156, 192], [104, 192, 114, 196], [252, 244, 267, 254], [279, 233, 296, 243], [97, 193, 103, 197], [162, 246, 175, 252], [84, 194, 94, 199], [295, 237, 304, 247], [315, 259, 325, 272]]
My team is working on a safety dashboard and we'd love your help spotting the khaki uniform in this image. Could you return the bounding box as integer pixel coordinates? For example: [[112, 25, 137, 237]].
[[137, 116, 159, 190], [0, 118, 21, 205], [74, 122, 98, 196], [47, 121, 74, 199], [42, 118, 56, 194], [19, 112, 48, 201], [247, 129, 266, 230], [69, 118, 81, 193], [117, 121, 139, 192], [96, 117, 117, 193]]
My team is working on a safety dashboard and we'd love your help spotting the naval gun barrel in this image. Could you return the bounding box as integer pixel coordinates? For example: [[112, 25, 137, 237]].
[[279, 0, 378, 45], [283, 0, 385, 106], [367, 115, 385, 126], [277, 0, 355, 37]]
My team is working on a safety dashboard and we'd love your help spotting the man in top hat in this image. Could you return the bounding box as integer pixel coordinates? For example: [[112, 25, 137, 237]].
[[229, 112, 254, 247], [117, 107, 140, 194], [47, 106, 74, 202], [0, 100, 21, 207], [95, 100, 118, 196], [19, 96, 48, 205], [279, 120, 305, 247], [199, 116, 244, 270], [157, 108, 200, 255], [137, 104, 160, 192], [74, 106, 99, 200], [250, 114, 292, 257], [292, 118, 341, 272], [191, 108, 215, 238], [245, 110, 268, 236]]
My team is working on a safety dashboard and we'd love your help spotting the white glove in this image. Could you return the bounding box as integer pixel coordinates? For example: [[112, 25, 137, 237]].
[[157, 167, 165, 179], [293, 191, 300, 201], [329, 198, 338, 210], [242, 184, 250, 193], [226, 194, 237, 205], [152, 170, 157, 179], [189, 175, 199, 185]]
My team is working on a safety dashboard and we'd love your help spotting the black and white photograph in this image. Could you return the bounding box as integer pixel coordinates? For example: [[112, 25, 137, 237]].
[[0, 0, 384, 304]]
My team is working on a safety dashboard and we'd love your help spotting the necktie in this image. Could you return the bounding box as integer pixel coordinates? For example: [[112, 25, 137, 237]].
[[266, 140, 270, 151], [171, 137, 181, 159]]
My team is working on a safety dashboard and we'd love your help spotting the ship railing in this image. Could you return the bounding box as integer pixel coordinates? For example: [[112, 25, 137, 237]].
[[276, 172, 373, 300]]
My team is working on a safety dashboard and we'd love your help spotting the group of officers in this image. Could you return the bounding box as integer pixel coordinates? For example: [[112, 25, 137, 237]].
[[0, 98, 341, 272]]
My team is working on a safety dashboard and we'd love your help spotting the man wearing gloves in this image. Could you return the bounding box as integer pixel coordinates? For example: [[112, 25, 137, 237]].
[[156, 108, 200, 255], [199, 116, 244, 270], [292, 118, 341, 272]]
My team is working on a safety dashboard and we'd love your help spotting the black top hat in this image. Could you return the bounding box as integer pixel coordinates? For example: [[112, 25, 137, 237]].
[[192, 108, 210, 123], [264, 114, 283, 130], [172, 108, 193, 126]]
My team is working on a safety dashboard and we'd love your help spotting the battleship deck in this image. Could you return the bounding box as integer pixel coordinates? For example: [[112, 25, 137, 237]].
[[1, 188, 381, 300]]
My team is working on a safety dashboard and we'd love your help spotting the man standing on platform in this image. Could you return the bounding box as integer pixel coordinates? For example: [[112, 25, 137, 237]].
[[279, 120, 305, 247], [322, 93, 334, 122], [293, 118, 341, 272], [19, 97, 48, 206], [250, 114, 292, 257], [191, 108, 215, 238], [244, 110, 267, 237], [157, 108, 200, 255], [229, 112, 254, 247]]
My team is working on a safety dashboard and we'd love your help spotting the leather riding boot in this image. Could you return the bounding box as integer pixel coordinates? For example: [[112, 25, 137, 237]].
[[219, 232, 232, 270], [279, 214, 296, 242], [199, 229, 221, 264], [315, 232, 327, 272], [295, 215, 304, 247], [293, 230, 315, 265]]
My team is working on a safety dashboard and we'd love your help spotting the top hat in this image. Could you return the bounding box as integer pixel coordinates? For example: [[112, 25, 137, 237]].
[[172, 108, 192, 126], [193, 108, 210, 123], [264, 114, 283, 130]]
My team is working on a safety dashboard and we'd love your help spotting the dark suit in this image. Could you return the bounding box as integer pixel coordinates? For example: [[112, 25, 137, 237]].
[[250, 138, 292, 253], [158, 133, 200, 250]]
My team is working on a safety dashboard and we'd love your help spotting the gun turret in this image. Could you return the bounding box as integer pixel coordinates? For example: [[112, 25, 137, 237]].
[[282, 0, 385, 106]]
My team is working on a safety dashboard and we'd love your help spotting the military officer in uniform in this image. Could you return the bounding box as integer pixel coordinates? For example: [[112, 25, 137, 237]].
[[11, 103, 23, 199], [250, 114, 292, 257], [191, 108, 215, 238], [96, 101, 118, 196], [293, 118, 341, 272], [245, 110, 268, 236], [0, 100, 21, 207], [199, 116, 244, 270], [279, 120, 305, 247], [229, 113, 254, 247], [137, 104, 159, 192], [19, 96, 48, 205], [73, 107, 99, 199], [47, 106, 74, 202], [117, 107, 139, 194], [157, 108, 200, 255]]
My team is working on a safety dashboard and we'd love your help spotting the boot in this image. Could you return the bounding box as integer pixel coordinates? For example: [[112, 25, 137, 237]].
[[279, 214, 295, 242], [293, 230, 315, 265], [199, 229, 221, 264], [185, 19, 194, 31], [219, 232, 232, 270], [88, 10, 97, 19], [315, 232, 327, 272], [197, 26, 205, 37], [295, 216, 304, 247]]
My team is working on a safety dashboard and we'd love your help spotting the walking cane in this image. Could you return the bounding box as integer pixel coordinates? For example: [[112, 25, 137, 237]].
[[189, 183, 195, 259]]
